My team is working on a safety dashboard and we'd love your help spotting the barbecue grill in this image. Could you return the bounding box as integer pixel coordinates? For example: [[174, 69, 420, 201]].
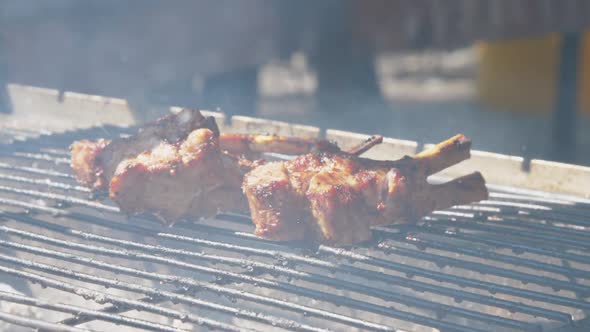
[[1, 93, 590, 332]]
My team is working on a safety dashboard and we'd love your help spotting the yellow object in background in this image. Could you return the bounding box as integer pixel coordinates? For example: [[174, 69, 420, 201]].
[[476, 34, 560, 114]]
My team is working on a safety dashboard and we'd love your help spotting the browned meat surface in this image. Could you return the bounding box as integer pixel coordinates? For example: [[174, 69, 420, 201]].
[[109, 128, 248, 223], [70, 138, 110, 189], [70, 109, 218, 190], [71, 109, 487, 245], [108, 129, 335, 222], [70, 109, 339, 223], [243, 134, 488, 245]]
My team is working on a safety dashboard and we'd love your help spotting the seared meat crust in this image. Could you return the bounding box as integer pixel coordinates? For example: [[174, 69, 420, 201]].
[[70, 139, 110, 189], [70, 109, 217, 190], [244, 135, 488, 245], [71, 110, 487, 246], [70, 109, 337, 223], [110, 128, 247, 223]]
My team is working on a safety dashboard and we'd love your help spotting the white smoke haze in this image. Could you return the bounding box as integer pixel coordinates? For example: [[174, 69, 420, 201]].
[[0, 1, 589, 165]]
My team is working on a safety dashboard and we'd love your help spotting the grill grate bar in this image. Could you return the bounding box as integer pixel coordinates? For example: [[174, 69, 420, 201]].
[[0, 197, 66, 216], [483, 195, 590, 214], [0, 173, 90, 192], [0, 162, 75, 179], [1, 196, 586, 326], [172, 224, 584, 324], [0, 218, 541, 332], [0, 264, 248, 332], [518, 211, 590, 228], [158, 231, 572, 323], [38, 148, 71, 157], [5, 196, 585, 321], [0, 244, 328, 332], [0, 151, 70, 165], [0, 249, 327, 332], [419, 210, 590, 250], [0, 310, 90, 332], [453, 204, 590, 232], [3, 207, 577, 324], [28, 205, 571, 324], [0, 243, 330, 332], [58, 294, 165, 327], [77, 211, 590, 322], [473, 215, 590, 240], [392, 231, 590, 279], [0, 223, 508, 332], [377, 242, 589, 295], [317, 246, 590, 311], [0, 185, 119, 212], [432, 219, 590, 250], [417, 224, 590, 265], [0, 291, 190, 332], [235, 229, 590, 311], [0, 248, 393, 332], [463, 202, 590, 230]]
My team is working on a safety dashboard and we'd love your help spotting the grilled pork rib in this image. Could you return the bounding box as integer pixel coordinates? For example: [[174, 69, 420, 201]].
[[109, 128, 248, 223], [243, 134, 488, 245], [70, 109, 338, 222], [71, 109, 218, 190]]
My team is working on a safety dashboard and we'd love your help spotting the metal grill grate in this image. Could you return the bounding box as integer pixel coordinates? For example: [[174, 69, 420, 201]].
[[0, 127, 589, 332]]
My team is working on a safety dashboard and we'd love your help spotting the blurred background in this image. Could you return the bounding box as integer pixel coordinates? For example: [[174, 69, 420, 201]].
[[0, 0, 589, 165]]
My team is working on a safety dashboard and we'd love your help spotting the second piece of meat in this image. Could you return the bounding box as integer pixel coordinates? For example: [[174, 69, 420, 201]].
[[243, 134, 488, 245]]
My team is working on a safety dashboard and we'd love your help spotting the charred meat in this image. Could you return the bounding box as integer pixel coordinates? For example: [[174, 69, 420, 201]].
[[71, 109, 218, 190], [243, 134, 488, 245], [71, 110, 488, 245], [71, 109, 338, 222], [109, 128, 248, 223]]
